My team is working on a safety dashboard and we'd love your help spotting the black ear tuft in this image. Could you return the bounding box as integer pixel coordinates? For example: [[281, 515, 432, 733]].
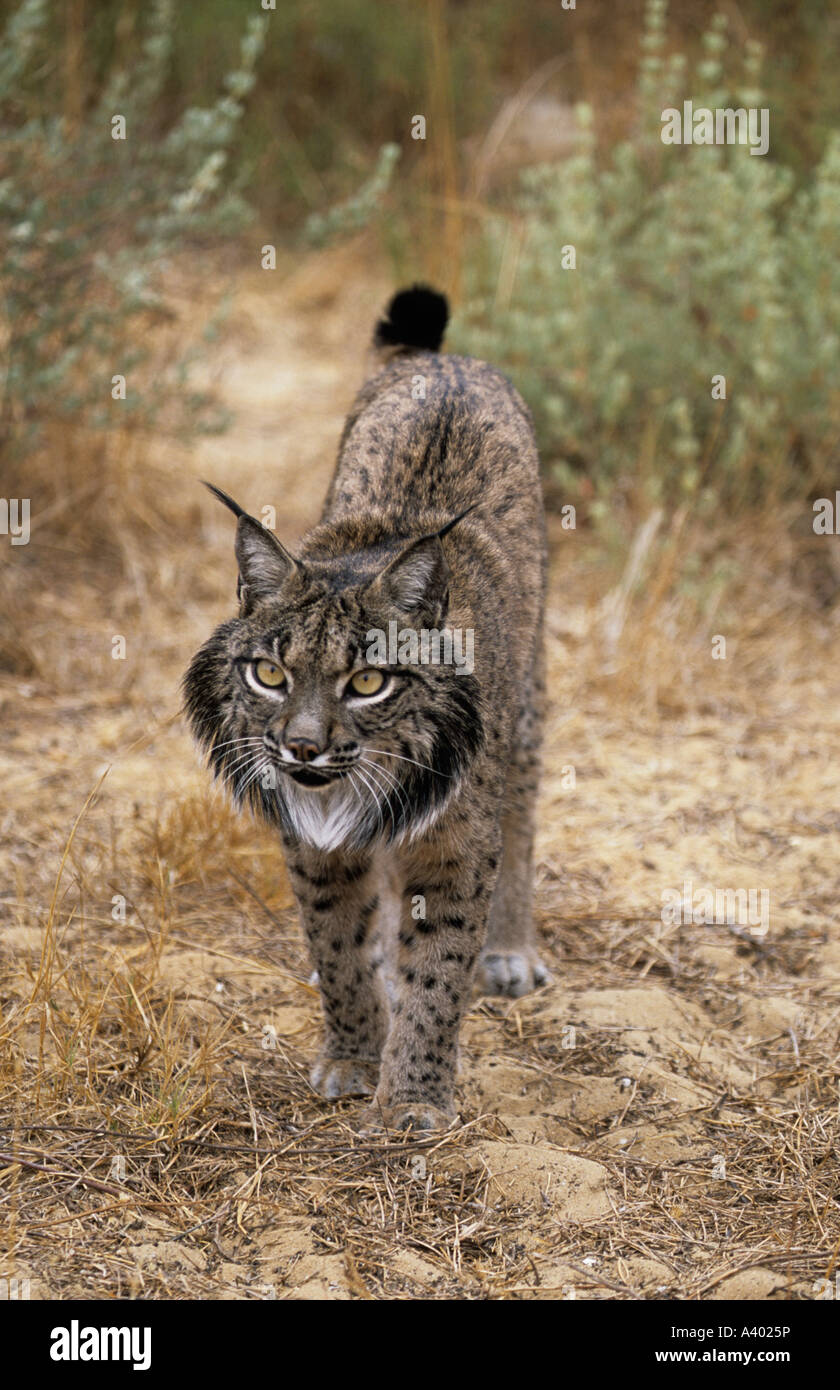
[[374, 285, 449, 352], [201, 480, 247, 519], [437, 504, 477, 539]]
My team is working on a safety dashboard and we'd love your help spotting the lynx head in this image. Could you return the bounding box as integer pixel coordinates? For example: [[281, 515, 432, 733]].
[[182, 486, 483, 851]]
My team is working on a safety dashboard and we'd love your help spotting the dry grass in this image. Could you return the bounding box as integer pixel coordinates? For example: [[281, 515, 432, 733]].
[[2, 248, 840, 1301]]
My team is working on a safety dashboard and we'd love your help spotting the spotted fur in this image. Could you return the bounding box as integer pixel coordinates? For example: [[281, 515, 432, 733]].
[[183, 286, 548, 1130]]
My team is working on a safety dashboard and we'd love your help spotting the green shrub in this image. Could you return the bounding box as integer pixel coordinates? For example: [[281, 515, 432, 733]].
[[0, 0, 267, 452], [303, 142, 401, 249], [455, 0, 840, 509]]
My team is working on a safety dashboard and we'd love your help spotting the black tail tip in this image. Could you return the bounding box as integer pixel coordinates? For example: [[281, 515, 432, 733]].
[[374, 284, 449, 353]]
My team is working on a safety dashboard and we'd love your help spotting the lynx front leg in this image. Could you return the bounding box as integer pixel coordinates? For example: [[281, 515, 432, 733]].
[[368, 832, 501, 1131], [286, 846, 389, 1100]]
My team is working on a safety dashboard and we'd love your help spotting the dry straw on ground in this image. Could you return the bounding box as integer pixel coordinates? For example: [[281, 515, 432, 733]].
[[2, 250, 839, 1300]]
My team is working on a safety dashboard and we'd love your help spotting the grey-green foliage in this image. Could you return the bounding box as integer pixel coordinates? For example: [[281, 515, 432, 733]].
[[0, 0, 267, 449], [304, 142, 401, 248], [455, 0, 840, 507]]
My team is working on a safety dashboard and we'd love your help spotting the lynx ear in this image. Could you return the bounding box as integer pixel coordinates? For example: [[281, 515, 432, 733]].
[[369, 534, 449, 621], [203, 482, 298, 609], [366, 506, 476, 623], [235, 514, 298, 602]]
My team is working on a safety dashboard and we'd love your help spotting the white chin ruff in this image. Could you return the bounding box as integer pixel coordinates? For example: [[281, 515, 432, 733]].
[[278, 773, 452, 852], [281, 778, 371, 851]]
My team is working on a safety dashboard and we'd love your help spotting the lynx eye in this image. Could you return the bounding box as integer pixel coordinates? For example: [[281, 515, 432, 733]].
[[253, 659, 285, 689], [348, 669, 385, 697]]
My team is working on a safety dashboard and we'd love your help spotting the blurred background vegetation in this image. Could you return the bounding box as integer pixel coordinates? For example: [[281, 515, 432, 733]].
[[8, 0, 835, 224], [1, 0, 839, 514]]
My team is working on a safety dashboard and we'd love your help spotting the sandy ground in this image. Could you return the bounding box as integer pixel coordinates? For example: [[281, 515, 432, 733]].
[[2, 246, 840, 1300]]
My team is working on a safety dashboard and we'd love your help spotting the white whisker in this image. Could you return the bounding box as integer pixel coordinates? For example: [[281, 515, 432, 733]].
[[363, 746, 449, 778], [237, 756, 270, 799], [226, 748, 269, 777], [211, 736, 264, 753], [227, 751, 266, 789], [353, 763, 384, 839], [359, 758, 395, 831], [346, 768, 366, 816], [360, 755, 408, 830]]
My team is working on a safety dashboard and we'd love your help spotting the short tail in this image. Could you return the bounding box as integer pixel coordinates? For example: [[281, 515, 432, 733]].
[[373, 284, 449, 354]]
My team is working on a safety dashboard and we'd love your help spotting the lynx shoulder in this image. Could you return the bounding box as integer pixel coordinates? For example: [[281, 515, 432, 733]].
[[183, 285, 548, 1131]]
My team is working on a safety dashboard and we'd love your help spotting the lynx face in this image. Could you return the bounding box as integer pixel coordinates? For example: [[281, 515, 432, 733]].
[[183, 512, 482, 851]]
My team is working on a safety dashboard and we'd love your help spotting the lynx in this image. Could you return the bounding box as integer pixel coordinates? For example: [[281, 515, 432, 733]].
[[184, 286, 548, 1131]]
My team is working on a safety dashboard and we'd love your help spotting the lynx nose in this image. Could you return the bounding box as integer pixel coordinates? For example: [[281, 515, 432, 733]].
[[285, 736, 323, 763]]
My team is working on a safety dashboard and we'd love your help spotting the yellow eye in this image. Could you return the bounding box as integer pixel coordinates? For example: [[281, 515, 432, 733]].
[[349, 669, 385, 697], [253, 659, 285, 688]]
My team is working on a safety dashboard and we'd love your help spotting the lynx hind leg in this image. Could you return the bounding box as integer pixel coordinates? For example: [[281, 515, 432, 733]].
[[478, 663, 549, 999], [370, 849, 403, 1010], [478, 805, 549, 997]]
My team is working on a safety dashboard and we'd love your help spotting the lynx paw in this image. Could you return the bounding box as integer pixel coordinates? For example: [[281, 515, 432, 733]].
[[310, 1056, 379, 1100], [362, 1100, 454, 1134], [476, 949, 550, 999]]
